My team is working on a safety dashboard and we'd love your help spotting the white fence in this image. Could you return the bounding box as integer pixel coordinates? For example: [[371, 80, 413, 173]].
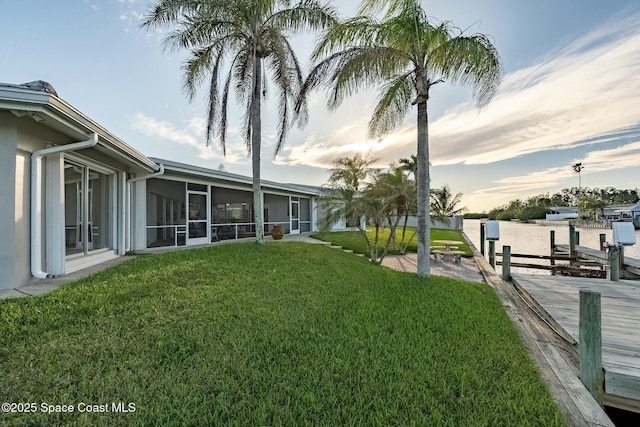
[[546, 213, 579, 220], [400, 215, 463, 230]]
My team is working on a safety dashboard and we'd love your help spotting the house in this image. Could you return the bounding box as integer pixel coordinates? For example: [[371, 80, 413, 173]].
[[602, 204, 640, 228], [545, 206, 579, 221], [0, 81, 320, 290]]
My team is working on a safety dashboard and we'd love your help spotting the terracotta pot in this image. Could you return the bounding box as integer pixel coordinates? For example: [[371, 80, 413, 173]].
[[271, 224, 284, 240]]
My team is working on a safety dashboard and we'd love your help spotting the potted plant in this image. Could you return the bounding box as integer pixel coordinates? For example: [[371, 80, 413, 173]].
[[271, 224, 284, 240]]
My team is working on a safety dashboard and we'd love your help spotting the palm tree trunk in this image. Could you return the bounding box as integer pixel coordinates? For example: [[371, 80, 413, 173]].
[[252, 56, 265, 243], [416, 99, 430, 277]]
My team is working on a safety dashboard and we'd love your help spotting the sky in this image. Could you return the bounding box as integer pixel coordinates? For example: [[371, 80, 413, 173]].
[[2, 0, 639, 212]]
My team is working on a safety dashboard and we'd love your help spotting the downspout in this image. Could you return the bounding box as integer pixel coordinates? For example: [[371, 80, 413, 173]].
[[31, 133, 98, 279], [126, 163, 165, 252]]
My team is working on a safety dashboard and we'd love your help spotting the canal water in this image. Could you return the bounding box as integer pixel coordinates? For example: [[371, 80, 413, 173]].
[[463, 219, 640, 274]]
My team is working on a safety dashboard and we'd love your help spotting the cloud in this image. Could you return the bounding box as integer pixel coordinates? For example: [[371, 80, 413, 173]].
[[468, 138, 640, 207], [130, 112, 247, 163], [280, 8, 640, 170], [428, 9, 640, 166]]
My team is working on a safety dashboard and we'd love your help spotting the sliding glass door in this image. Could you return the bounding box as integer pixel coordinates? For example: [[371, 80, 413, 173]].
[[64, 160, 113, 256]]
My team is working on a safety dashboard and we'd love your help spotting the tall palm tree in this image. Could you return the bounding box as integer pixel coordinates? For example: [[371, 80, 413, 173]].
[[572, 162, 584, 189], [142, 0, 336, 243], [296, 0, 502, 277]]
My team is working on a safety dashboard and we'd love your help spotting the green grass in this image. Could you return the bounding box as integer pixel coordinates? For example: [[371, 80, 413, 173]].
[[312, 227, 473, 256], [0, 243, 563, 426]]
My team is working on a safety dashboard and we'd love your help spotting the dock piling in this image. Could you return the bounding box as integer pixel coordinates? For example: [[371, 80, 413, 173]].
[[569, 223, 577, 262], [480, 223, 485, 256], [599, 234, 606, 251], [550, 230, 556, 266], [579, 290, 603, 406], [489, 241, 496, 268], [608, 245, 620, 281], [502, 246, 511, 281]]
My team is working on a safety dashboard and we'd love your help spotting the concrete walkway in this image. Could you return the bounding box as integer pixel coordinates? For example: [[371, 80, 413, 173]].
[[0, 256, 133, 300], [382, 253, 485, 283]]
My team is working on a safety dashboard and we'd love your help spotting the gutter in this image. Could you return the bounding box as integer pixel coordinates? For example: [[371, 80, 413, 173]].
[[126, 163, 165, 252], [31, 133, 98, 279]]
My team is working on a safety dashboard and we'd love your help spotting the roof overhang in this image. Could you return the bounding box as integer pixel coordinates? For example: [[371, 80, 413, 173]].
[[0, 84, 157, 172], [151, 158, 321, 196]]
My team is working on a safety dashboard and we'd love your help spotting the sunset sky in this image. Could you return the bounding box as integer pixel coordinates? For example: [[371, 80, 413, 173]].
[[2, 0, 639, 211]]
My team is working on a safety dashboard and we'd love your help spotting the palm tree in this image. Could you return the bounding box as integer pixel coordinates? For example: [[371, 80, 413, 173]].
[[375, 167, 416, 253], [142, 0, 336, 243], [572, 162, 584, 189], [297, 0, 502, 277], [327, 153, 376, 195], [430, 184, 466, 223], [320, 153, 376, 230], [398, 154, 418, 178]]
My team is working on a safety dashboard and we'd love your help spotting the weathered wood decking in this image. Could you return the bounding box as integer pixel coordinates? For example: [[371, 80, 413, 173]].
[[512, 273, 640, 412], [556, 244, 640, 277]]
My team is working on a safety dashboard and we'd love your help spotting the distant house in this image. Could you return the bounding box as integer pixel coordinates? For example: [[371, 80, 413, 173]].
[[0, 81, 325, 290], [545, 206, 578, 221], [602, 204, 640, 228]]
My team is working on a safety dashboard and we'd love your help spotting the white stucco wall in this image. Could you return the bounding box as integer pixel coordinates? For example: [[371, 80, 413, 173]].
[[0, 118, 18, 289]]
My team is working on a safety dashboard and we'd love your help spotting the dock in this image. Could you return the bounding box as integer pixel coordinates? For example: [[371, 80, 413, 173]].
[[556, 244, 640, 278], [512, 273, 640, 413]]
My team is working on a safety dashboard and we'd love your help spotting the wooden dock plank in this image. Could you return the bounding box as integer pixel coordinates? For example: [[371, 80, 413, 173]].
[[512, 273, 640, 407], [556, 244, 640, 277]]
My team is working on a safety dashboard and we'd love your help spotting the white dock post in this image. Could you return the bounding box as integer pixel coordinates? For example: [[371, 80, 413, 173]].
[[579, 290, 603, 406]]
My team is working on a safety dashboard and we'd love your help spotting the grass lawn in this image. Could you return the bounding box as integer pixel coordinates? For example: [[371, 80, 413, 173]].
[[0, 243, 563, 426], [312, 227, 473, 256]]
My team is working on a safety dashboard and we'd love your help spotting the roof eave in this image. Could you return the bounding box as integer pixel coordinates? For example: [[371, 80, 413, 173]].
[[0, 85, 158, 172]]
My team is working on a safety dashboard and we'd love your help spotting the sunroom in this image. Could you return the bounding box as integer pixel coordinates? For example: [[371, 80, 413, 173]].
[[138, 159, 318, 249]]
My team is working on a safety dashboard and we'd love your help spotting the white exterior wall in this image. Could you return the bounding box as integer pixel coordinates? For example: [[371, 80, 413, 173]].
[[14, 151, 31, 288], [132, 180, 147, 251], [45, 152, 65, 275], [0, 119, 18, 289]]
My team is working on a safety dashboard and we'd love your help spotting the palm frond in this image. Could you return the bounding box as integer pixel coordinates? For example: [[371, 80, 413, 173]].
[[368, 72, 414, 138], [428, 29, 503, 107], [267, 0, 338, 33]]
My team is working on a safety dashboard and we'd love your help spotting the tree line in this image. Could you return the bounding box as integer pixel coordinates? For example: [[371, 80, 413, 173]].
[[477, 187, 639, 221]]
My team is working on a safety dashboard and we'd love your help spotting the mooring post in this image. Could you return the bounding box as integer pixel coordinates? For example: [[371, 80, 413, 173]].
[[550, 230, 556, 266], [608, 245, 620, 281], [502, 245, 511, 281], [569, 223, 576, 262], [579, 290, 603, 406], [576, 231, 580, 246], [489, 240, 496, 268], [480, 222, 485, 256], [599, 234, 606, 251]]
